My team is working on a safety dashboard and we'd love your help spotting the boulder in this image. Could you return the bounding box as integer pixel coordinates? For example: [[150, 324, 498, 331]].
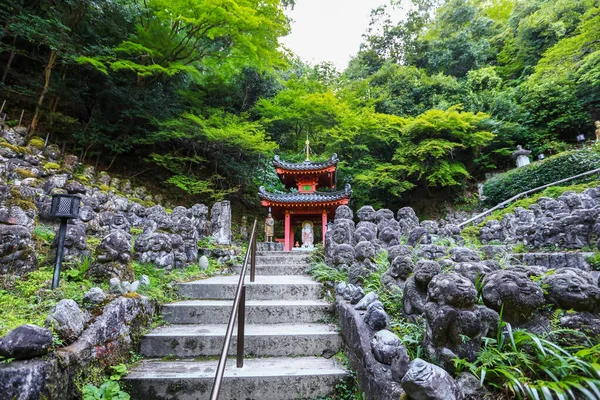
[[0, 324, 53, 360], [364, 301, 388, 331], [371, 329, 403, 365], [0, 358, 67, 399], [44, 299, 86, 343], [354, 291, 379, 310], [82, 287, 107, 309], [401, 358, 461, 400]]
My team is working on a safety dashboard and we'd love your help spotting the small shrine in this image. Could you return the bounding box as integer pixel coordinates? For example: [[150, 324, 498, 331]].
[[258, 141, 351, 251]]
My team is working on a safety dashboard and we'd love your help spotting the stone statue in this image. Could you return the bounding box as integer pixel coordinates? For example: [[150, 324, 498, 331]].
[[264, 213, 274, 242], [301, 221, 314, 248], [403, 260, 441, 317], [595, 121, 600, 142], [87, 230, 133, 281], [424, 273, 499, 372], [49, 223, 89, 263], [0, 224, 36, 274], [543, 268, 600, 313], [481, 270, 545, 325]]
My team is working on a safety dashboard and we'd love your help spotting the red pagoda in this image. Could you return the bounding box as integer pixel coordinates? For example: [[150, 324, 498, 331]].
[[258, 143, 351, 251]]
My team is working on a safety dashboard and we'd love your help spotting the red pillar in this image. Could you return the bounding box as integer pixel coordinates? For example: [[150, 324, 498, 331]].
[[322, 209, 327, 247], [284, 211, 291, 251]]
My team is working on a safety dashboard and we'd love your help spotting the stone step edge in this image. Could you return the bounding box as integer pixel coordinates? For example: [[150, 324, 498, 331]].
[[124, 356, 347, 379], [142, 323, 340, 337]]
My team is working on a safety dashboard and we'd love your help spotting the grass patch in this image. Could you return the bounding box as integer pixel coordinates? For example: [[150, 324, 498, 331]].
[[0, 256, 228, 337], [0, 266, 96, 336], [133, 260, 224, 304]]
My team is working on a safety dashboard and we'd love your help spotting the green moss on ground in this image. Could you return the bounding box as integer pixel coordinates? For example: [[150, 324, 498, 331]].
[[0, 258, 227, 336]]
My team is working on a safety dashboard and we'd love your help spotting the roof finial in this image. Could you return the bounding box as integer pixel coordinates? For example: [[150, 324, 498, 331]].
[[305, 133, 310, 161]]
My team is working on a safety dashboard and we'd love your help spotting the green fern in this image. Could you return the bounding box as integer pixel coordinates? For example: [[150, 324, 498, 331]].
[[455, 318, 600, 399]]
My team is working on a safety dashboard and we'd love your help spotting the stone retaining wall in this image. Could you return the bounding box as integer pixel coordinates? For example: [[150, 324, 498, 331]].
[[0, 296, 154, 399]]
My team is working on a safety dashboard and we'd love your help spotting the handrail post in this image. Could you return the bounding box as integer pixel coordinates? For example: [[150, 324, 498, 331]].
[[209, 220, 257, 399], [250, 231, 256, 282], [236, 285, 246, 368]]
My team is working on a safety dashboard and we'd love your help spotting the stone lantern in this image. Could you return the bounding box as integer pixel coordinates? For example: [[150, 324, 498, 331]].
[[50, 194, 81, 289], [512, 145, 531, 168]]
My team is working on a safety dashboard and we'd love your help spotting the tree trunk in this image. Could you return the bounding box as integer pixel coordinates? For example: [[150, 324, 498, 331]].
[[1, 36, 17, 84], [30, 50, 58, 135]]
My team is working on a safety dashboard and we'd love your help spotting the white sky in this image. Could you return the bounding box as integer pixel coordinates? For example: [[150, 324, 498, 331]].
[[280, 0, 405, 71]]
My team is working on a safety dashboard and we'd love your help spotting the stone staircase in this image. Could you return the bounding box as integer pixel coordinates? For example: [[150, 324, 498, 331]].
[[124, 251, 347, 400]]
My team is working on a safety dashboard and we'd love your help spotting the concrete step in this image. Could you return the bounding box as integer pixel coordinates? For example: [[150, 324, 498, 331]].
[[124, 356, 347, 400], [231, 263, 310, 275], [162, 299, 333, 324], [256, 252, 312, 266], [139, 323, 342, 358], [177, 275, 323, 300]]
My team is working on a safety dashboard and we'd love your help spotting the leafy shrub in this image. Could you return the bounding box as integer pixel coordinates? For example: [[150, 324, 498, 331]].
[[308, 262, 348, 284], [482, 148, 600, 205], [586, 252, 600, 271], [82, 364, 130, 400]]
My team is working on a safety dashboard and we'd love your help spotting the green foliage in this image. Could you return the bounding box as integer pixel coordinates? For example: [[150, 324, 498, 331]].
[[308, 262, 348, 285], [82, 364, 130, 400], [482, 148, 600, 205], [586, 252, 600, 271], [64, 257, 93, 283], [478, 179, 600, 227], [0, 266, 94, 336], [315, 352, 364, 400], [389, 317, 426, 360], [133, 261, 223, 305], [454, 321, 600, 399], [33, 225, 55, 247]]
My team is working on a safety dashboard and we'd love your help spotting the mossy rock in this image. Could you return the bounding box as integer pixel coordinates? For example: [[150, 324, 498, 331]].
[[14, 168, 37, 179], [0, 141, 31, 155], [73, 174, 90, 185], [6, 198, 37, 212], [28, 137, 45, 149], [44, 162, 61, 170], [461, 225, 481, 240], [86, 237, 102, 248], [98, 184, 110, 192]]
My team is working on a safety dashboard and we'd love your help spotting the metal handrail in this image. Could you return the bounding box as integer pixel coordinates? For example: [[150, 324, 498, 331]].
[[457, 167, 600, 229], [210, 219, 258, 400]]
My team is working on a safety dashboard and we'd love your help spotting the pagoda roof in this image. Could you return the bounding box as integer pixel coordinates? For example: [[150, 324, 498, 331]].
[[258, 184, 351, 204], [273, 154, 338, 172]]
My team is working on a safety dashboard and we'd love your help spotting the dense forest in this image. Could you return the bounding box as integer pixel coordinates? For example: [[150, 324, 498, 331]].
[[1, 0, 599, 214]]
